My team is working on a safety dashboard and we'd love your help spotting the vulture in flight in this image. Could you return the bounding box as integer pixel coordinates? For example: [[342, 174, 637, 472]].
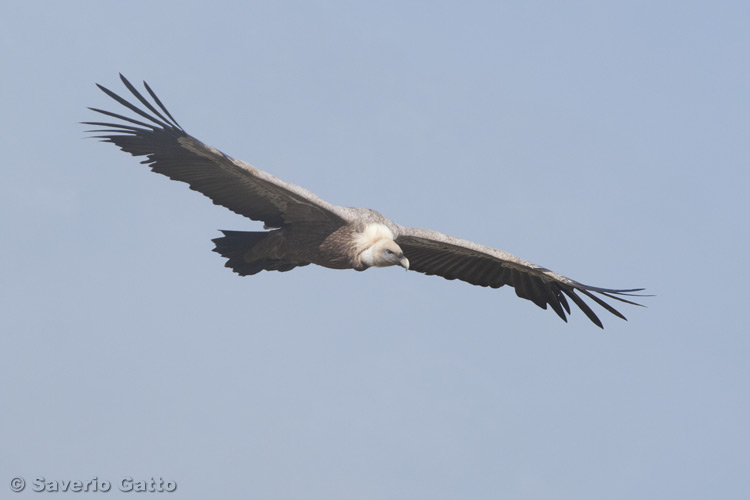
[[85, 75, 645, 328]]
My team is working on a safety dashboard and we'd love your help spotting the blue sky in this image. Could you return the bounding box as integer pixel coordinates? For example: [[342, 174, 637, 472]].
[[1, 1, 748, 498]]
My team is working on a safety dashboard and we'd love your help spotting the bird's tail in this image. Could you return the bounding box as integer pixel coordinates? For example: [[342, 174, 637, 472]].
[[211, 230, 307, 276]]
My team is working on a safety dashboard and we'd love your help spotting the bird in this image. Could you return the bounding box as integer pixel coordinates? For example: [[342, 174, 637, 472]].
[[85, 74, 645, 328]]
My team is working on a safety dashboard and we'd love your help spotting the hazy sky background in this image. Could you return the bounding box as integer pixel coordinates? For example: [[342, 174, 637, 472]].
[[1, 1, 748, 499]]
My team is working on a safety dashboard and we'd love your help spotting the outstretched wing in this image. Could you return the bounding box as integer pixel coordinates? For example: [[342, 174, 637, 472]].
[[396, 226, 645, 328], [84, 74, 348, 228]]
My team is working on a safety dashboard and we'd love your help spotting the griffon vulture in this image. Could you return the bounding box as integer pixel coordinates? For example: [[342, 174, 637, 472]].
[[85, 75, 645, 328]]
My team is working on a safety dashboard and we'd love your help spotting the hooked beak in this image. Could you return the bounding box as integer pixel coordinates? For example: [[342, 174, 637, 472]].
[[399, 256, 410, 271]]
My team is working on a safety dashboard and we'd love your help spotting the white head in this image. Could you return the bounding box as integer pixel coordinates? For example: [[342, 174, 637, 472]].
[[360, 239, 410, 270]]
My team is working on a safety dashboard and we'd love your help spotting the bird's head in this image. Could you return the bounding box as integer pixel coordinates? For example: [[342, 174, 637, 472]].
[[363, 239, 410, 270]]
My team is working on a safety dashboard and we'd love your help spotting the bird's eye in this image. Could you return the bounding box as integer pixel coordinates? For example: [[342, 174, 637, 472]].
[[385, 249, 393, 255]]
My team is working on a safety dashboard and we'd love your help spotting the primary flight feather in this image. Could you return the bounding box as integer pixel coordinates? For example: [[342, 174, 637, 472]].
[[85, 74, 645, 328]]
